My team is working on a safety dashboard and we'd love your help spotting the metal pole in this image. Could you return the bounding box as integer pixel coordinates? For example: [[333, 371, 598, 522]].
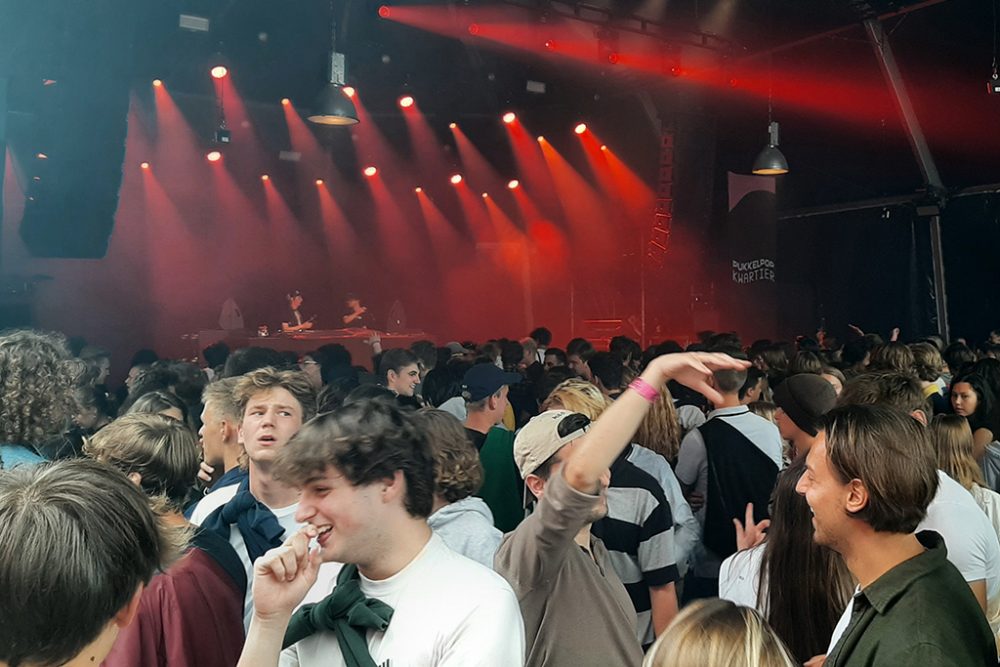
[[864, 18, 949, 338]]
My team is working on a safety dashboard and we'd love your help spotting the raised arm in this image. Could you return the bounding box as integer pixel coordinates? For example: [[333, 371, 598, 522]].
[[562, 352, 749, 495]]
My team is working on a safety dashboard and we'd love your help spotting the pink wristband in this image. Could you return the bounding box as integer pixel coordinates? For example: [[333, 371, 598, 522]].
[[629, 378, 659, 403]]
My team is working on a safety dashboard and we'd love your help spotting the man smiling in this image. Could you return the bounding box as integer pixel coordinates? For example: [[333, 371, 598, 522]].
[[196, 367, 339, 630], [236, 400, 524, 667], [797, 405, 995, 666]]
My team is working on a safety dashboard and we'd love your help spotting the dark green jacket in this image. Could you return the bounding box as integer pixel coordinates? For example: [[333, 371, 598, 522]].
[[827, 531, 997, 667], [476, 426, 524, 533]]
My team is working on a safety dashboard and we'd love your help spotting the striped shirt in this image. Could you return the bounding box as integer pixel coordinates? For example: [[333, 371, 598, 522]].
[[592, 449, 679, 647]]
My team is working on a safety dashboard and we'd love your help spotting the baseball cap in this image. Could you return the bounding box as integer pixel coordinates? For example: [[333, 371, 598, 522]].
[[462, 363, 522, 402], [773, 373, 837, 437], [513, 409, 591, 480]]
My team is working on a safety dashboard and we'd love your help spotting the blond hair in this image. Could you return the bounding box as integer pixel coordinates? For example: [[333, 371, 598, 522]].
[[931, 414, 985, 490], [643, 599, 795, 667], [233, 367, 317, 423], [541, 378, 609, 420], [634, 385, 683, 464]]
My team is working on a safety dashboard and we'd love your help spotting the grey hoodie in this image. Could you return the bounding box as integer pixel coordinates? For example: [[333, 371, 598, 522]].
[[427, 496, 503, 569]]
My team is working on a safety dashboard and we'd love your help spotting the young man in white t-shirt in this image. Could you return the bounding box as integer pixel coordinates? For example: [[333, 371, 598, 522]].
[[237, 399, 525, 667], [193, 367, 339, 629]]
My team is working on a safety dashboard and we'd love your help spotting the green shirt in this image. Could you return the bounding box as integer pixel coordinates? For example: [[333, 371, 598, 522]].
[[827, 531, 997, 667]]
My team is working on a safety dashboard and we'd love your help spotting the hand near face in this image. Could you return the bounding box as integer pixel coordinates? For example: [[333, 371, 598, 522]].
[[251, 526, 322, 622], [648, 352, 751, 405]]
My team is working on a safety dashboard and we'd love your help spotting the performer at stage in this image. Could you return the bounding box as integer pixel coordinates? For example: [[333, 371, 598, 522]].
[[281, 290, 314, 333], [341, 293, 372, 328]]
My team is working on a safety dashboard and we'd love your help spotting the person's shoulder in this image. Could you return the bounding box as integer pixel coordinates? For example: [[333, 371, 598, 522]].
[[189, 484, 240, 525]]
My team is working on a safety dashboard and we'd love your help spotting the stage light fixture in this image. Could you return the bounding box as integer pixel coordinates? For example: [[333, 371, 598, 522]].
[[450, 174, 463, 185], [342, 86, 356, 98], [261, 174, 270, 181], [468, 23, 480, 35], [315, 178, 324, 185], [152, 79, 163, 87], [574, 123, 587, 135], [507, 179, 519, 190], [140, 162, 150, 170], [308, 10, 359, 126], [752, 121, 789, 175], [544, 40, 556, 50], [502, 112, 516, 124], [607, 52, 620, 65], [378, 5, 391, 18], [36, 153, 47, 160], [482, 192, 489, 198], [600, 145, 608, 151], [281, 98, 290, 106], [414, 187, 422, 193], [206, 151, 222, 162], [210, 65, 228, 79], [449, 122, 457, 129], [398, 95, 414, 109], [536, 136, 545, 143], [364, 166, 378, 177]]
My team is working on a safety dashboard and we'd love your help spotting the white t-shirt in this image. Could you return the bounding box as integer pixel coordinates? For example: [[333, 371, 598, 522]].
[[718, 544, 766, 611], [280, 533, 524, 667], [191, 492, 341, 630]]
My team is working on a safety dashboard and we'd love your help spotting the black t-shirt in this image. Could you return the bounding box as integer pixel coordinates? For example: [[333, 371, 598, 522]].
[[465, 427, 488, 452], [342, 309, 371, 328]]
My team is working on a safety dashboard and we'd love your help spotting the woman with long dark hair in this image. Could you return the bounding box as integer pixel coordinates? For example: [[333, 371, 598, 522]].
[[719, 457, 854, 663]]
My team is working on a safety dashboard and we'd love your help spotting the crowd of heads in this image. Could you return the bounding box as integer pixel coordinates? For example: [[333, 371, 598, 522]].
[[3, 322, 1000, 666]]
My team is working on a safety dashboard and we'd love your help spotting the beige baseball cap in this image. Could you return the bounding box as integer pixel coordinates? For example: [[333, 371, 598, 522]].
[[514, 409, 591, 479]]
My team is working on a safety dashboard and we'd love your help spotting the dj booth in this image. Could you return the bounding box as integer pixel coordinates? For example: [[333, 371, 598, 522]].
[[196, 329, 429, 370]]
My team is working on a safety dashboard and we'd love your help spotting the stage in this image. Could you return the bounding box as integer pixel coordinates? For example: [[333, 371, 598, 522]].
[[196, 329, 430, 370]]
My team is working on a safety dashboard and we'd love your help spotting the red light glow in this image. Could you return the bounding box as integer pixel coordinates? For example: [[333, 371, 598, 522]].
[[536, 136, 545, 143], [364, 166, 378, 177], [342, 86, 356, 98], [415, 187, 423, 193], [468, 23, 480, 35], [378, 5, 391, 18], [261, 174, 270, 181], [544, 40, 556, 50], [481, 192, 488, 198], [398, 95, 414, 109], [315, 179, 324, 186], [574, 123, 587, 135], [152, 79, 162, 87], [449, 122, 457, 129], [210, 66, 228, 79], [600, 144, 608, 151], [206, 151, 222, 162], [507, 179, 519, 190], [140, 162, 150, 170], [281, 98, 290, 106], [450, 174, 463, 185], [502, 112, 516, 124], [607, 53, 620, 65]]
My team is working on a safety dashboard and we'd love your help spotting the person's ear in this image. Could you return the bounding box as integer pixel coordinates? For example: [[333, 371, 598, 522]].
[[114, 583, 145, 628], [127, 472, 143, 487], [845, 479, 869, 514], [380, 470, 405, 504], [525, 474, 545, 501], [910, 409, 928, 427]]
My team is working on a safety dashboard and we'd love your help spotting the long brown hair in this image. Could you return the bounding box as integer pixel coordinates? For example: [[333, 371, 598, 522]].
[[634, 385, 683, 465], [758, 457, 854, 662], [931, 414, 985, 490]]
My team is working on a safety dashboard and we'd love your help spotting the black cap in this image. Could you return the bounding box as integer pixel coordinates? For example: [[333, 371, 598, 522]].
[[773, 374, 837, 437], [462, 364, 522, 402]]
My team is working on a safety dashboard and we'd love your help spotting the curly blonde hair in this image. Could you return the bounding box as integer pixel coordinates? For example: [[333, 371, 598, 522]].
[[0, 330, 77, 448]]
